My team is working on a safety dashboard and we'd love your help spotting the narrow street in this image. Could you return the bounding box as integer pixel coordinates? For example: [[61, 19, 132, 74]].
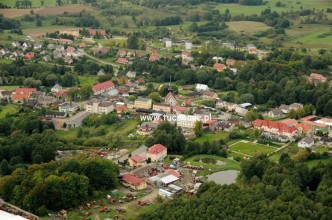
[[81, 50, 120, 68]]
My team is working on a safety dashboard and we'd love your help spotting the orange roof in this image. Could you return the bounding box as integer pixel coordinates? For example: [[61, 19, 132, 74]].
[[13, 93, 30, 101], [130, 154, 146, 163], [117, 57, 128, 64], [167, 169, 181, 178], [15, 88, 36, 94], [310, 73, 326, 82], [116, 105, 128, 113], [205, 120, 217, 125], [148, 144, 167, 154], [92, 80, 114, 92], [281, 119, 298, 126], [213, 63, 226, 72], [149, 55, 158, 61], [252, 119, 297, 134], [294, 123, 311, 132], [24, 52, 34, 59], [79, 43, 87, 48], [122, 174, 144, 185], [173, 105, 189, 112]]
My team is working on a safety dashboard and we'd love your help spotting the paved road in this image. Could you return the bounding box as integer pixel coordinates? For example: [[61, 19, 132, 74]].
[[82, 51, 120, 68]]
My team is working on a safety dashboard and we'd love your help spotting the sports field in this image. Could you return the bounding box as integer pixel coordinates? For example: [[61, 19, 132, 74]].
[[230, 141, 277, 156]]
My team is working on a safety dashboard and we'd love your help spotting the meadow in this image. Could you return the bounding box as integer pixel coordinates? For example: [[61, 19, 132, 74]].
[[230, 141, 277, 156]]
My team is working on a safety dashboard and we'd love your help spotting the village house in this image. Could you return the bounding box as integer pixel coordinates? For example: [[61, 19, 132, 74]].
[[92, 80, 115, 95], [300, 115, 331, 132], [97, 69, 105, 76], [176, 114, 201, 129], [202, 91, 218, 100], [89, 29, 107, 37], [268, 108, 283, 118], [24, 52, 34, 60], [185, 41, 192, 50], [85, 99, 114, 114], [36, 95, 57, 107], [136, 78, 145, 84], [137, 122, 158, 136], [12, 88, 36, 103], [309, 73, 327, 84], [153, 103, 172, 113], [116, 57, 128, 64], [56, 89, 68, 101], [126, 71, 136, 78], [66, 111, 91, 129], [51, 83, 62, 93], [117, 49, 127, 57], [64, 55, 73, 65], [43, 55, 51, 62], [135, 97, 152, 109], [165, 91, 177, 106], [127, 50, 136, 57], [59, 38, 73, 44], [213, 63, 226, 72], [298, 137, 315, 148], [235, 106, 248, 116], [226, 58, 236, 67], [181, 51, 193, 62], [59, 102, 80, 113], [128, 154, 147, 167], [252, 119, 298, 139], [0, 91, 12, 100], [173, 105, 189, 114], [11, 41, 21, 47], [122, 174, 147, 190], [247, 44, 257, 54], [33, 43, 42, 50], [294, 123, 312, 134], [182, 99, 192, 107], [149, 54, 159, 62], [147, 144, 167, 162], [195, 83, 209, 91], [165, 39, 172, 48]]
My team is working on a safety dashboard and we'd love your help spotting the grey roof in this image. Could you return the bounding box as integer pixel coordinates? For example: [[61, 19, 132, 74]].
[[301, 137, 314, 145], [136, 97, 151, 102]]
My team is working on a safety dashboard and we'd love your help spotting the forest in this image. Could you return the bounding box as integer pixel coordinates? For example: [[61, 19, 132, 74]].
[[0, 156, 119, 215], [138, 155, 332, 219]]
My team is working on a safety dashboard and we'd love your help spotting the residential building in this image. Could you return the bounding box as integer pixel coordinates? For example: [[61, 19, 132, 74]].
[[127, 50, 136, 57], [128, 154, 147, 167], [66, 111, 91, 129], [117, 49, 126, 57], [86, 99, 114, 114], [12, 88, 36, 102], [252, 119, 298, 139], [298, 137, 314, 148], [59, 102, 80, 113], [127, 101, 135, 109], [195, 83, 208, 91], [0, 91, 12, 100], [149, 54, 159, 62], [135, 97, 152, 109], [126, 71, 136, 78], [92, 80, 115, 95], [24, 52, 34, 60], [97, 69, 105, 76], [137, 122, 158, 136], [116, 57, 128, 64], [51, 83, 62, 93], [247, 44, 257, 54], [185, 41, 192, 50], [182, 99, 192, 107], [122, 174, 147, 190], [181, 51, 193, 62], [165, 39, 172, 48], [235, 106, 248, 116], [226, 58, 236, 67], [213, 63, 226, 72], [89, 29, 106, 37], [147, 144, 167, 162], [310, 73, 327, 84], [176, 114, 201, 128], [153, 103, 172, 113], [37, 95, 57, 106], [45, 111, 67, 119], [173, 105, 189, 114], [268, 108, 283, 118]]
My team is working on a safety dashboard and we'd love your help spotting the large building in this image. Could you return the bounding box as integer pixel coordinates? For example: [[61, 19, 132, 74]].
[[176, 114, 201, 129], [165, 91, 177, 106], [147, 144, 167, 162], [92, 80, 115, 95], [85, 99, 114, 114], [12, 88, 36, 102], [135, 97, 152, 109], [153, 103, 172, 113], [252, 119, 298, 139], [122, 174, 147, 190]]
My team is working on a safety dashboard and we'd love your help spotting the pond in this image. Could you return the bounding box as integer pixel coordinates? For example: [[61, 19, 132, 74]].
[[206, 170, 239, 185], [194, 158, 226, 165]]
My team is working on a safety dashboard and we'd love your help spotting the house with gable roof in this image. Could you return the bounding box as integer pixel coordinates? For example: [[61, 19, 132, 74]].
[[147, 144, 167, 162]]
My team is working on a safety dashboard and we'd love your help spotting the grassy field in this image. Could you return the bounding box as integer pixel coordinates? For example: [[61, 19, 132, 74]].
[[305, 158, 331, 169], [194, 132, 229, 144], [0, 104, 19, 119], [226, 21, 270, 33], [2, 0, 58, 7], [78, 75, 98, 87], [230, 141, 277, 156], [0, 85, 19, 91]]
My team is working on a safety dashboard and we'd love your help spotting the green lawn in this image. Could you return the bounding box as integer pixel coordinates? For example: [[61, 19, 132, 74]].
[[0, 85, 19, 91], [305, 159, 331, 169], [2, 0, 57, 7], [184, 154, 241, 176], [0, 104, 19, 119], [230, 141, 277, 156], [78, 75, 98, 87]]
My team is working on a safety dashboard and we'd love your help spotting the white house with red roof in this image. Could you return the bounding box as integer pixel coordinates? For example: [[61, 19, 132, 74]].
[[92, 80, 115, 95], [128, 154, 147, 167], [147, 144, 167, 162], [122, 174, 147, 190]]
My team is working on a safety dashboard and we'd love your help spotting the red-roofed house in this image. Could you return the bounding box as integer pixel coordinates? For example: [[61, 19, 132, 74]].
[[147, 144, 167, 162], [13, 88, 36, 102], [79, 43, 87, 48], [116, 105, 128, 114], [128, 154, 147, 167], [149, 54, 159, 62], [24, 52, 34, 60], [92, 80, 115, 95], [213, 63, 226, 72], [294, 123, 311, 134], [122, 174, 147, 190], [309, 73, 327, 83], [66, 46, 75, 54], [59, 38, 73, 44], [181, 51, 193, 62], [252, 119, 298, 139], [167, 169, 181, 178], [136, 78, 145, 84], [56, 89, 68, 100], [89, 29, 106, 37], [181, 99, 192, 107], [117, 49, 127, 57], [116, 57, 128, 64], [173, 105, 189, 114]]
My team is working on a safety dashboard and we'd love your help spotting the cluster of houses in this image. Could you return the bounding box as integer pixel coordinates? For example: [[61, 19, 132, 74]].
[[0, 40, 83, 65]]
